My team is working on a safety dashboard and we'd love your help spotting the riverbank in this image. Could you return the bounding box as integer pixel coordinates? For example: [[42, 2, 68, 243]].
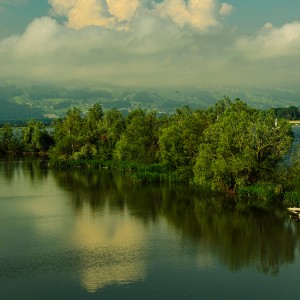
[[48, 156, 300, 209], [2, 99, 300, 208]]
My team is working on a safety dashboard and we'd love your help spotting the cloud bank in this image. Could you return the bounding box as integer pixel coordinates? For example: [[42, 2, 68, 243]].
[[1, 0, 300, 87], [236, 21, 300, 59], [48, 0, 229, 31]]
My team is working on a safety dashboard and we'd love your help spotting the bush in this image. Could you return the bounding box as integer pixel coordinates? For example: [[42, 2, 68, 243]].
[[283, 191, 300, 207], [238, 183, 283, 204]]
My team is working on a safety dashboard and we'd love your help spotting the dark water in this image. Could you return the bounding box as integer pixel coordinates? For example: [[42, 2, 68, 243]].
[[1, 159, 300, 299]]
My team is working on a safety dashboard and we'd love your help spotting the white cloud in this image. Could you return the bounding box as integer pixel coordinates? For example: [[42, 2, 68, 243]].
[[219, 2, 234, 17], [263, 22, 273, 29], [49, 0, 115, 30], [106, 0, 140, 22], [48, 0, 140, 30], [236, 22, 300, 60], [155, 0, 220, 31], [13, 17, 60, 57], [0, 12, 234, 86], [2, 1, 300, 88], [67, 0, 114, 30], [48, 0, 77, 16], [48, 0, 231, 32]]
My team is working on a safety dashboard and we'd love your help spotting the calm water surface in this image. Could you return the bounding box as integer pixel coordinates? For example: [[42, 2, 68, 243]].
[[1, 159, 300, 299]]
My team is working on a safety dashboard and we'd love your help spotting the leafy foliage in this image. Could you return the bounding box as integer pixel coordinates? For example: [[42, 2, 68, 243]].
[[158, 106, 208, 180], [274, 106, 300, 120], [114, 109, 159, 164], [1, 98, 297, 203], [0, 124, 20, 154], [193, 98, 293, 192], [22, 119, 54, 153]]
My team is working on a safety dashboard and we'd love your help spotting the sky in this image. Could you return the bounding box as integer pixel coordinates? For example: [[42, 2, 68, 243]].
[[0, 0, 300, 88]]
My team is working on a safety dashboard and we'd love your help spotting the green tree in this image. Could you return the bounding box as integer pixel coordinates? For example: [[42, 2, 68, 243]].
[[114, 109, 159, 164], [0, 124, 19, 154], [51, 108, 84, 160], [158, 106, 208, 179], [51, 104, 109, 161], [83, 103, 104, 144], [100, 108, 125, 159], [194, 99, 293, 192], [22, 119, 53, 153], [77, 103, 105, 159], [275, 106, 300, 120]]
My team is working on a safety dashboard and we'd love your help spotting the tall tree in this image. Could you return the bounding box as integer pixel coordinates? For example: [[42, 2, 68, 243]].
[[101, 108, 125, 159], [51, 108, 84, 159], [22, 119, 53, 153], [0, 124, 19, 154], [83, 103, 104, 144], [158, 106, 208, 178], [114, 109, 159, 164], [194, 99, 293, 192]]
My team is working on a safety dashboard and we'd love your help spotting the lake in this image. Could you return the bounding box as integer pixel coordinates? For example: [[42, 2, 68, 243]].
[[1, 158, 300, 299]]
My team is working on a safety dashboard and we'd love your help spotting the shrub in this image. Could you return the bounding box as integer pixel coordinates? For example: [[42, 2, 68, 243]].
[[283, 191, 300, 207], [238, 183, 283, 204]]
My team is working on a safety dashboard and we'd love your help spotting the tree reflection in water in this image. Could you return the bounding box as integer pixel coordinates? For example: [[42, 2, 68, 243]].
[[0, 157, 49, 184], [52, 166, 300, 276], [173, 197, 297, 275]]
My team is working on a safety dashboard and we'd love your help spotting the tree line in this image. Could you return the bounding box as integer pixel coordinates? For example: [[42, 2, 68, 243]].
[[1, 97, 300, 204], [273, 106, 300, 120]]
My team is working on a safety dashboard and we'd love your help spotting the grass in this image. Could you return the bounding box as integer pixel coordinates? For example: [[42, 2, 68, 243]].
[[237, 183, 283, 204], [49, 157, 181, 184], [283, 191, 300, 207]]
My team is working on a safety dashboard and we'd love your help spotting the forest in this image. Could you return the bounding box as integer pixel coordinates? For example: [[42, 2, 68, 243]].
[[1, 97, 300, 206]]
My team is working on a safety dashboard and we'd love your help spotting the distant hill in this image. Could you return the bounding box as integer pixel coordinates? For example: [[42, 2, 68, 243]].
[[0, 84, 43, 121], [0, 98, 43, 121], [0, 82, 299, 121]]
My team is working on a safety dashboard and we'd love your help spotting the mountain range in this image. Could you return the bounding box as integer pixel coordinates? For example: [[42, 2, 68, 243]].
[[0, 82, 299, 122]]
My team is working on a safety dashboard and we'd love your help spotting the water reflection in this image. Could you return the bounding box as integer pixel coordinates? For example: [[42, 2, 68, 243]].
[[0, 157, 49, 184], [52, 168, 149, 291], [52, 168, 162, 223], [81, 262, 145, 293], [52, 168, 127, 212], [2, 159, 300, 297], [165, 197, 297, 275], [70, 204, 147, 292], [52, 166, 300, 277]]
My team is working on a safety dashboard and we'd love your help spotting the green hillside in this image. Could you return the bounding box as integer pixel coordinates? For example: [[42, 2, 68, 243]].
[[0, 82, 300, 121]]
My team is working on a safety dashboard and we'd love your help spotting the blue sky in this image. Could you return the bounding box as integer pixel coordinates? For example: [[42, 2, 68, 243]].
[[0, 1, 49, 36], [228, 0, 300, 31], [1, 0, 300, 88]]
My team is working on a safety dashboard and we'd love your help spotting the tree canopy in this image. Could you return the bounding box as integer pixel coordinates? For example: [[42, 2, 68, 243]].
[[0, 99, 295, 196], [193, 99, 293, 192]]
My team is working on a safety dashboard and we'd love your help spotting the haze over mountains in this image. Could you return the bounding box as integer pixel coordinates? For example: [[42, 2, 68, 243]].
[[0, 81, 299, 122], [1, 1, 300, 122]]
